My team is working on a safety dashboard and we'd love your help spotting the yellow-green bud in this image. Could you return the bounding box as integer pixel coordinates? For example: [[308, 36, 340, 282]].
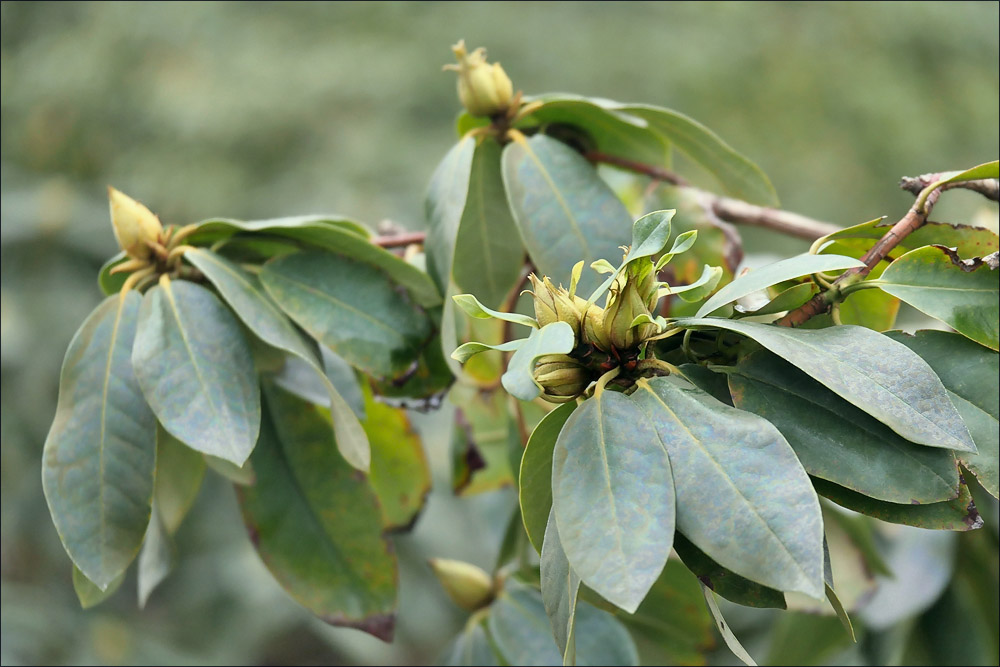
[[428, 558, 495, 611], [533, 354, 589, 403], [582, 305, 613, 351], [528, 274, 585, 336], [603, 264, 658, 350], [443, 40, 514, 117], [108, 187, 163, 260]]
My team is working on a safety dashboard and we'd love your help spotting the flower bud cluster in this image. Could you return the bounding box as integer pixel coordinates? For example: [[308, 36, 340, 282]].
[[108, 186, 163, 260]]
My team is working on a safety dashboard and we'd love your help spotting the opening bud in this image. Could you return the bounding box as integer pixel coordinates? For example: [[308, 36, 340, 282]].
[[443, 40, 514, 118], [108, 187, 163, 260], [428, 558, 495, 611], [527, 274, 585, 335], [602, 261, 658, 350], [533, 354, 590, 403], [582, 304, 613, 351]]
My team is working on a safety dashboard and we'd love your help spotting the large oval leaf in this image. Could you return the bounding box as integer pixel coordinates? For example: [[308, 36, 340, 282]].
[[238, 384, 398, 640], [875, 245, 999, 351], [260, 251, 432, 380], [729, 351, 960, 503], [453, 137, 526, 309], [425, 137, 475, 296], [502, 134, 633, 295], [552, 390, 674, 613], [675, 318, 976, 453], [43, 293, 156, 590], [520, 401, 578, 553], [540, 509, 581, 664], [133, 279, 260, 465], [186, 248, 370, 470], [631, 376, 824, 599]]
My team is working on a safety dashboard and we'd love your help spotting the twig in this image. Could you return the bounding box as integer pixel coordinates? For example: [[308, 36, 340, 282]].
[[900, 174, 999, 202], [584, 151, 688, 186], [372, 231, 426, 248]]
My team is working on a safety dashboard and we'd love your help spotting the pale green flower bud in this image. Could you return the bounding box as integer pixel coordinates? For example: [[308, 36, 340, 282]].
[[533, 354, 589, 403], [582, 305, 613, 351], [108, 186, 163, 260], [443, 40, 514, 117], [528, 274, 585, 336], [429, 558, 494, 611], [603, 262, 658, 350]]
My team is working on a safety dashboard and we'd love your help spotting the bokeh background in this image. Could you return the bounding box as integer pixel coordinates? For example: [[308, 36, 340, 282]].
[[2, 2, 998, 665]]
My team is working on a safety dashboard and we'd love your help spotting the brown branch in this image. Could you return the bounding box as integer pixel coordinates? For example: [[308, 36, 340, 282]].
[[900, 173, 999, 202], [585, 151, 689, 186], [371, 231, 426, 248]]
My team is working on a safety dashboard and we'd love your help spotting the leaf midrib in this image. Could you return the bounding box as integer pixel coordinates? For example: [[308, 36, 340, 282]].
[[517, 140, 590, 253]]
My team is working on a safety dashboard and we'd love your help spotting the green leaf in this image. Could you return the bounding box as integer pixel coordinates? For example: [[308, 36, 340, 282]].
[[695, 253, 865, 317], [736, 282, 817, 317], [261, 250, 433, 379], [521, 95, 670, 166], [821, 218, 999, 259], [585, 210, 677, 305], [137, 501, 175, 609], [449, 386, 518, 496], [43, 293, 156, 590], [204, 453, 255, 485], [552, 390, 674, 613], [673, 532, 786, 609], [453, 293, 537, 328], [238, 384, 397, 640], [701, 584, 758, 666], [73, 566, 124, 609], [540, 509, 580, 664], [154, 426, 205, 535], [133, 279, 260, 466], [674, 318, 977, 453], [426, 137, 476, 298], [728, 350, 960, 503], [502, 322, 576, 401], [666, 264, 724, 302], [362, 386, 431, 531], [813, 477, 983, 531], [502, 134, 633, 295], [631, 376, 824, 598], [621, 104, 778, 206], [451, 338, 523, 364], [520, 401, 578, 553], [938, 159, 999, 185], [97, 251, 129, 296], [453, 137, 526, 309], [765, 611, 853, 666], [440, 619, 500, 666], [187, 248, 370, 470], [948, 393, 998, 498], [875, 245, 999, 350]]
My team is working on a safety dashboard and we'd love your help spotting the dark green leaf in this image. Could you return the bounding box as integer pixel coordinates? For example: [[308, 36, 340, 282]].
[[675, 318, 977, 452], [154, 426, 205, 535], [73, 566, 124, 609], [552, 390, 674, 613], [632, 376, 824, 598], [673, 532, 787, 610], [133, 279, 260, 465], [876, 245, 999, 350], [728, 350, 960, 503], [453, 138, 526, 309], [502, 134, 633, 295], [238, 384, 397, 640], [813, 477, 983, 531], [540, 509, 580, 664], [43, 293, 156, 589], [261, 250, 432, 380], [520, 401, 577, 553], [426, 137, 476, 296]]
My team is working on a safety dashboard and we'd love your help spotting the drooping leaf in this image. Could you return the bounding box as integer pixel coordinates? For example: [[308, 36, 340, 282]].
[[813, 477, 983, 531], [695, 254, 865, 317], [137, 501, 175, 608], [520, 401, 578, 553], [540, 509, 581, 664], [450, 386, 518, 496], [728, 350, 960, 503], [440, 619, 500, 666], [237, 384, 397, 640], [426, 137, 476, 298], [453, 137, 526, 308], [502, 322, 576, 401], [552, 390, 674, 613], [631, 376, 824, 599], [672, 532, 787, 609], [875, 245, 999, 350], [362, 386, 431, 531], [43, 292, 156, 590], [73, 566, 125, 609], [621, 104, 778, 206], [947, 392, 999, 498], [822, 537, 855, 642], [133, 279, 260, 466], [261, 250, 433, 379], [502, 134, 633, 295], [187, 248, 369, 470], [153, 426, 205, 535], [367, 330, 454, 406], [701, 584, 758, 666], [675, 318, 977, 452]]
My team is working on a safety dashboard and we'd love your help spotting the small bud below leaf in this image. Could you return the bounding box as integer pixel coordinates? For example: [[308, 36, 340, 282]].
[[444, 40, 514, 118], [534, 354, 590, 403], [108, 187, 163, 260], [429, 558, 495, 611]]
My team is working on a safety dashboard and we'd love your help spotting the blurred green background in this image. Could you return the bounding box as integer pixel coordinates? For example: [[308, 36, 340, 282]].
[[1, 2, 997, 665]]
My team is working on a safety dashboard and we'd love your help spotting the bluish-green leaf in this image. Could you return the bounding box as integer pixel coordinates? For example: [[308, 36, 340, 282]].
[[133, 279, 260, 466], [728, 350, 960, 503], [520, 401, 578, 553], [502, 134, 633, 295], [540, 509, 580, 664], [187, 248, 370, 470], [502, 322, 576, 401], [426, 137, 476, 297], [675, 318, 977, 453], [631, 376, 824, 598], [552, 390, 674, 613], [875, 245, 999, 351], [261, 250, 432, 380], [695, 254, 865, 317], [43, 292, 156, 590], [238, 384, 397, 640], [137, 501, 175, 609], [621, 104, 778, 207], [454, 138, 526, 308]]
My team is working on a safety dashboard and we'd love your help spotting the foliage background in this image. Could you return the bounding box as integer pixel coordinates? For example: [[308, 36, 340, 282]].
[[1, 2, 997, 664]]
